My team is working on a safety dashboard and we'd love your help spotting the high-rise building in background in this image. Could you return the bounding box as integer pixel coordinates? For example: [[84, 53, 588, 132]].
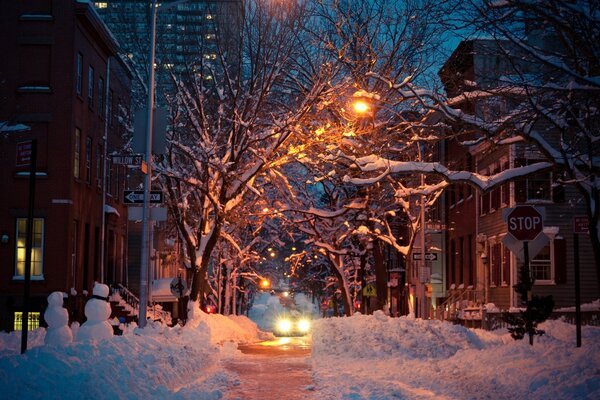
[[94, 0, 242, 105]]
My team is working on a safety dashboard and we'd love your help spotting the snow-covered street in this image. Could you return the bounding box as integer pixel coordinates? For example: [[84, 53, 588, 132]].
[[1, 293, 599, 400]]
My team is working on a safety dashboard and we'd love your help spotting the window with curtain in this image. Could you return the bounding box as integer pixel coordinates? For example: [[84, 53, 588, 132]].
[[14, 218, 44, 279]]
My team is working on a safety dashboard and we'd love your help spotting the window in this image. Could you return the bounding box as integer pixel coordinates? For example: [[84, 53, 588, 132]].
[[531, 245, 552, 281], [96, 144, 103, 188], [15, 218, 44, 279], [515, 158, 553, 203], [14, 312, 40, 331], [85, 137, 92, 184], [490, 242, 511, 287], [88, 66, 94, 107], [98, 77, 104, 116], [76, 53, 83, 95], [107, 89, 113, 126], [490, 243, 501, 287], [74, 128, 81, 179]]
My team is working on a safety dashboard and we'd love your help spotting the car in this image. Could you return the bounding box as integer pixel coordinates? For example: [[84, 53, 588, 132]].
[[274, 311, 312, 337]]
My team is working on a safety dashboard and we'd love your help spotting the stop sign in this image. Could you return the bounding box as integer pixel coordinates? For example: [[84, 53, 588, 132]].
[[507, 206, 543, 241]]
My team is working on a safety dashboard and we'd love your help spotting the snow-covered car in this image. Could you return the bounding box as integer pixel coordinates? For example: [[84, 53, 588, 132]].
[[274, 312, 312, 337]]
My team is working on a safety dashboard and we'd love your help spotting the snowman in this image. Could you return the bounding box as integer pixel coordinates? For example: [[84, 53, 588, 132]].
[[44, 291, 73, 346], [76, 283, 113, 341]]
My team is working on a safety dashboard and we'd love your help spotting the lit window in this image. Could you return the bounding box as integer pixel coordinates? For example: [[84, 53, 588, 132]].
[[95, 2, 108, 9], [15, 218, 44, 279], [205, 33, 216, 40], [206, 14, 213, 20], [14, 312, 41, 331]]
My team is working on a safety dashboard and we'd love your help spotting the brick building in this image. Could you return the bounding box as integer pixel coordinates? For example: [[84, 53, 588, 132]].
[[0, 0, 131, 331]]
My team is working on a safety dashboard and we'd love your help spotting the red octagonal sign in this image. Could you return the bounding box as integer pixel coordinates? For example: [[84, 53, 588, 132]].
[[507, 206, 543, 241]]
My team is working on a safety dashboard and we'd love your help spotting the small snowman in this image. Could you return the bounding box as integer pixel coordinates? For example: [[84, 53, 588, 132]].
[[44, 291, 73, 346], [76, 283, 113, 341]]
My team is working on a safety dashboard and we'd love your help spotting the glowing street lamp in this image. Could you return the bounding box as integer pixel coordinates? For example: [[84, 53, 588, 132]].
[[352, 99, 371, 114], [260, 279, 271, 289]]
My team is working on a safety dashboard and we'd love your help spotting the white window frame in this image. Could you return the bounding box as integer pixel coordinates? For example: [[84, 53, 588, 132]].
[[531, 242, 554, 285]]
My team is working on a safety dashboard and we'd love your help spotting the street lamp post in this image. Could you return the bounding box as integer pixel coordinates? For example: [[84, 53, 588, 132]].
[[139, 0, 190, 328], [138, 0, 159, 328]]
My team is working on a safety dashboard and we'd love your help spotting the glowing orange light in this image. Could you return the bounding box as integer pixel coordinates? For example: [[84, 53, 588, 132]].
[[352, 99, 370, 114]]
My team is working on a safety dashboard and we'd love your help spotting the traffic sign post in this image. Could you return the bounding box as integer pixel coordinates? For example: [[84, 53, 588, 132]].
[[573, 216, 588, 347], [505, 206, 544, 306], [507, 206, 543, 241]]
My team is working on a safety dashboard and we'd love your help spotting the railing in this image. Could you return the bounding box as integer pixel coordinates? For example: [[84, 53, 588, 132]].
[[111, 283, 172, 325], [435, 287, 484, 321], [112, 283, 140, 314], [482, 310, 600, 331]]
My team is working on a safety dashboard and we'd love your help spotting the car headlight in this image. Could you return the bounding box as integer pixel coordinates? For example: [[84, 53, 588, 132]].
[[276, 318, 292, 333], [297, 318, 311, 333]]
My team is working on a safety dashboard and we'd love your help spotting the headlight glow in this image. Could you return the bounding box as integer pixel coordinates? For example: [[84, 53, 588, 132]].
[[297, 319, 311, 333], [276, 318, 292, 333]]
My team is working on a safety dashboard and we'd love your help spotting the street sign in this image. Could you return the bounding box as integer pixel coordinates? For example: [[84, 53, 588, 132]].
[[123, 190, 163, 204], [506, 206, 543, 241], [573, 216, 589, 234], [112, 154, 143, 166], [362, 284, 377, 297], [16, 140, 33, 167], [412, 252, 438, 261], [170, 277, 188, 298]]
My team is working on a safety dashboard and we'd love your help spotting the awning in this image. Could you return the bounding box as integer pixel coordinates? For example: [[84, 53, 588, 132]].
[[104, 204, 120, 217]]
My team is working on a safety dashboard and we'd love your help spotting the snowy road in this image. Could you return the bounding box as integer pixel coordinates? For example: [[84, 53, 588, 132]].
[[222, 337, 314, 400]]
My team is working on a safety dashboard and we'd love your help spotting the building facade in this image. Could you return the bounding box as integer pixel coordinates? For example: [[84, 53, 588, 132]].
[[0, 0, 131, 331], [438, 40, 597, 318]]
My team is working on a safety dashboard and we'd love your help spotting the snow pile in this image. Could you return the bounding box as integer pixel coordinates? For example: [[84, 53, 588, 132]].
[[311, 312, 600, 399], [312, 311, 501, 360], [0, 309, 268, 399], [187, 307, 273, 345], [0, 321, 220, 399]]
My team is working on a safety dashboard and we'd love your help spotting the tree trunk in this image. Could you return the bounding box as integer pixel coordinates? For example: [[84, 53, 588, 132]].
[[328, 256, 353, 316], [373, 239, 388, 312]]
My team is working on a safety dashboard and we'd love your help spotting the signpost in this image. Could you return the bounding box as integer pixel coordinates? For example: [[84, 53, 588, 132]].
[[506, 206, 543, 241], [123, 190, 163, 204], [362, 284, 377, 297], [412, 252, 438, 261], [170, 276, 188, 298], [506, 206, 544, 308], [16, 140, 33, 167], [573, 216, 588, 347]]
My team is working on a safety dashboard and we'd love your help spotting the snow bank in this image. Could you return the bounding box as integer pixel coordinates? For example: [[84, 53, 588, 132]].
[[0, 310, 269, 399], [0, 320, 219, 399], [311, 311, 600, 399]]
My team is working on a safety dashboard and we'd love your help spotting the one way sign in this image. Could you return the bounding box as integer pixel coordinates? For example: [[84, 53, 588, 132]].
[[123, 190, 163, 204]]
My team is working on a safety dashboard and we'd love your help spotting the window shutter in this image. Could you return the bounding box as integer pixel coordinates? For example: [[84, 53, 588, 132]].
[[514, 158, 527, 203], [554, 238, 567, 284]]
